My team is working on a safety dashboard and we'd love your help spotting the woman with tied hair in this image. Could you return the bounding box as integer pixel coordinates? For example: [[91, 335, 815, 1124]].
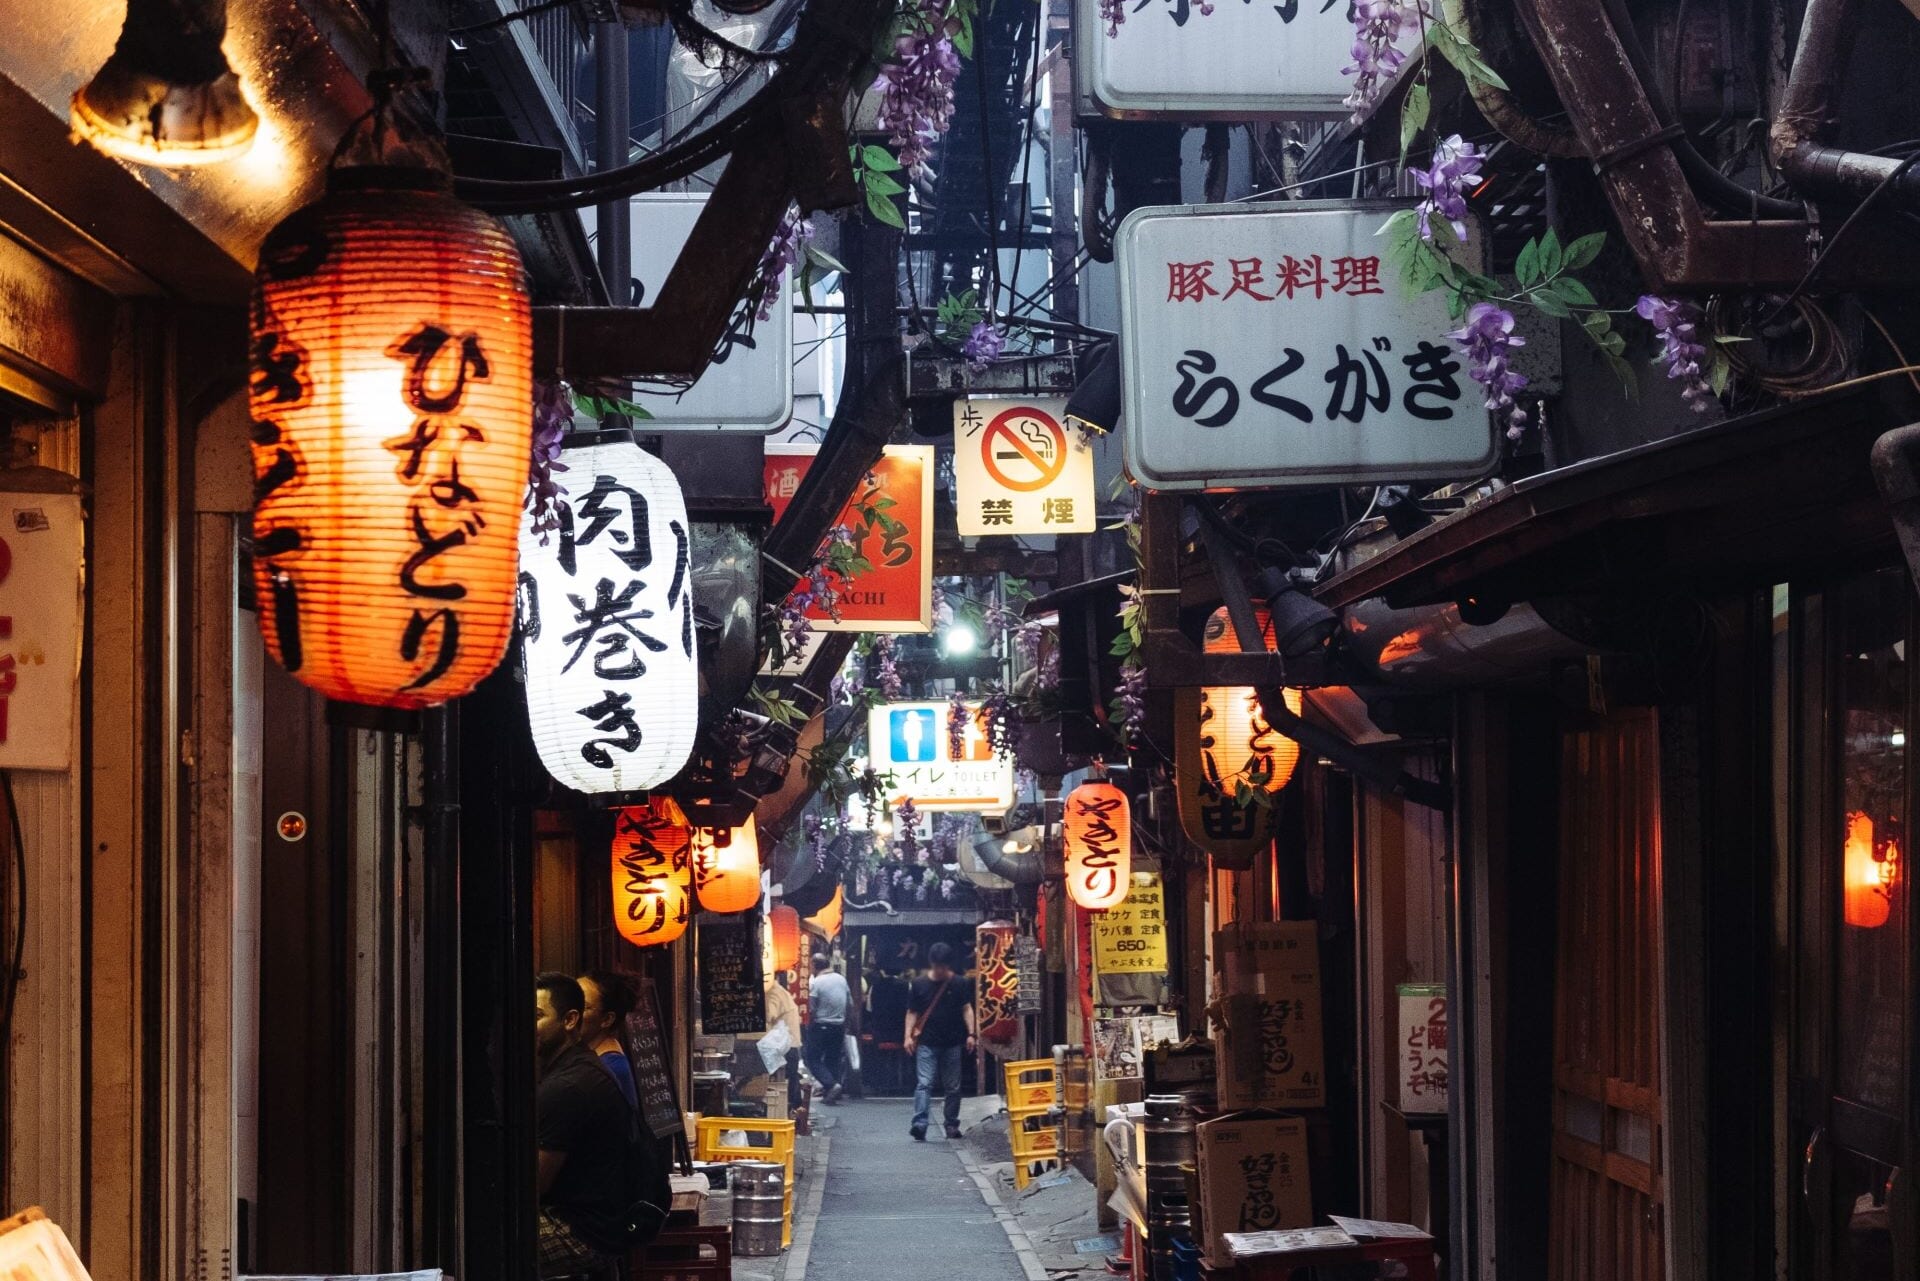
[[578, 970, 639, 1111]]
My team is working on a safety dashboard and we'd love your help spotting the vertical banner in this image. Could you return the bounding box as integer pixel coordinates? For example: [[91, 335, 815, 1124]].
[[975, 919, 1020, 1046], [763, 443, 933, 632]]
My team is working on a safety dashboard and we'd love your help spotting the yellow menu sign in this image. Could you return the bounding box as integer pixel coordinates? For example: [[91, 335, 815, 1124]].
[[1091, 873, 1168, 974]]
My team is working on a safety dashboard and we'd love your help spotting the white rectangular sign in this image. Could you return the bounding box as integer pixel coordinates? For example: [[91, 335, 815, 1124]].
[[0, 492, 83, 771], [866, 700, 1016, 813], [1080, 0, 1355, 119], [952, 398, 1096, 536], [1117, 201, 1496, 491], [625, 193, 793, 431]]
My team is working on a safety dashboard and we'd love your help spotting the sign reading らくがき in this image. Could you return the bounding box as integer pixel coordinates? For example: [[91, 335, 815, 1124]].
[[952, 398, 1096, 535], [1117, 201, 1495, 491]]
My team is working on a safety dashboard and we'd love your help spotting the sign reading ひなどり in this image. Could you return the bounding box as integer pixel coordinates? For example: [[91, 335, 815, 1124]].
[[952, 398, 1096, 535]]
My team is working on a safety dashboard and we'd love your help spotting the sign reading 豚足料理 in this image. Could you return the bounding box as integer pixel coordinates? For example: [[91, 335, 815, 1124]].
[[765, 444, 933, 632], [952, 398, 1096, 535], [1079, 0, 1355, 119], [1117, 201, 1496, 492], [865, 699, 1015, 812], [1091, 873, 1168, 974]]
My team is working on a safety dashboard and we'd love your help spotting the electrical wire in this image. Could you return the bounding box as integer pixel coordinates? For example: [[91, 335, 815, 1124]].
[[1760, 153, 1920, 324], [0, 768, 25, 1208], [450, 0, 573, 37]]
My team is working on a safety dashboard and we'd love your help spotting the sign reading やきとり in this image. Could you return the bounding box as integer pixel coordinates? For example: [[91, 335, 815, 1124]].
[[952, 398, 1096, 536], [1116, 201, 1496, 491], [865, 699, 1015, 812]]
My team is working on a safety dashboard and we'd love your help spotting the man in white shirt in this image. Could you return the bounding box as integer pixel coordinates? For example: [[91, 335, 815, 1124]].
[[805, 953, 852, 1104]]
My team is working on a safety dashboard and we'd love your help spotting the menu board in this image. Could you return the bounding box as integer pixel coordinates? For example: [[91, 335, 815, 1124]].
[[697, 913, 766, 1035], [1015, 938, 1042, 1014], [622, 976, 684, 1140]]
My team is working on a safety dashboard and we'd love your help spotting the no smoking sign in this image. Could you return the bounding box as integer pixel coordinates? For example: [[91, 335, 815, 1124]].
[[953, 398, 1096, 536]]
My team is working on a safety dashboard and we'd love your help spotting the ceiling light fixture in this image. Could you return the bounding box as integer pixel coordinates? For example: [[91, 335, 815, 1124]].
[[72, 0, 258, 167]]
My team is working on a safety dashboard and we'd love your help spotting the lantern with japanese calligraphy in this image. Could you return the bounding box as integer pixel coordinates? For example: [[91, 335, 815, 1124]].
[[768, 904, 802, 973], [612, 801, 693, 947], [1844, 810, 1898, 929], [520, 431, 698, 793], [693, 816, 763, 914], [1172, 608, 1302, 867], [805, 886, 844, 941], [1063, 780, 1131, 911], [248, 162, 531, 709]]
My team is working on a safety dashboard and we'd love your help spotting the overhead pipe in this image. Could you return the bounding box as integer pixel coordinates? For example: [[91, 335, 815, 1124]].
[[1771, 0, 1920, 204], [1439, 0, 1585, 160], [971, 829, 1048, 884], [1869, 423, 1920, 601]]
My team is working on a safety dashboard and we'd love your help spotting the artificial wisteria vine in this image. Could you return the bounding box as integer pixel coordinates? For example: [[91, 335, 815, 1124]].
[[875, 0, 964, 181], [1450, 303, 1530, 440], [1344, 0, 1425, 125], [526, 378, 573, 542], [752, 206, 815, 323], [1636, 295, 1718, 412]]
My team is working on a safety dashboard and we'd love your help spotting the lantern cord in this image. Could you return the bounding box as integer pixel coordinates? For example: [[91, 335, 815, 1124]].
[[0, 768, 24, 1198]]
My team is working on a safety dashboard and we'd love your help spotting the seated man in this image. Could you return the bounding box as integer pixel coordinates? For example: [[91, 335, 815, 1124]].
[[535, 972, 634, 1277]]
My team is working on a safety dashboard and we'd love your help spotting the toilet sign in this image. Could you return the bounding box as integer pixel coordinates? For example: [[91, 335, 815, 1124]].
[[866, 699, 1016, 812], [953, 398, 1096, 535]]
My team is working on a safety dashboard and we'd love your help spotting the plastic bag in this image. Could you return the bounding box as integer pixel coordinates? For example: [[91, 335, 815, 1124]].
[[756, 1020, 792, 1076], [843, 1032, 861, 1073]]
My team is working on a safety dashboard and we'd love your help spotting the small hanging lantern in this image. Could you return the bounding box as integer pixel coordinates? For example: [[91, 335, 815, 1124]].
[[1844, 810, 1898, 929], [611, 800, 693, 947], [1200, 607, 1303, 794], [693, 816, 763, 914], [520, 431, 698, 792], [805, 885, 845, 940], [1063, 779, 1131, 911], [247, 89, 531, 710], [768, 903, 802, 972]]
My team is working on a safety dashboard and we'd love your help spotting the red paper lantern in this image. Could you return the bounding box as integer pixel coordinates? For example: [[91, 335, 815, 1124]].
[[768, 904, 802, 973], [693, 817, 763, 915], [1201, 607, 1302, 793], [248, 166, 531, 708], [1844, 810, 1898, 929], [611, 801, 693, 947], [1064, 780, 1131, 910]]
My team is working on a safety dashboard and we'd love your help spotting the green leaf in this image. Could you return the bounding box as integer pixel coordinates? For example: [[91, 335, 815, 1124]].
[[1581, 310, 1612, 338], [1562, 231, 1607, 271], [806, 245, 850, 274], [1109, 634, 1134, 657], [1375, 208, 1418, 240], [866, 187, 905, 228], [1604, 352, 1639, 397], [862, 144, 902, 172], [1708, 351, 1732, 396], [863, 170, 906, 197], [1553, 276, 1597, 308], [1538, 227, 1564, 279], [952, 19, 973, 57], [1529, 289, 1572, 319], [1446, 289, 1465, 320], [1515, 237, 1540, 287], [1399, 82, 1429, 166]]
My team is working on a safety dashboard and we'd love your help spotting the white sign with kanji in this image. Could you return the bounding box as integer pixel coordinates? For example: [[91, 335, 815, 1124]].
[[865, 700, 1016, 813], [0, 491, 84, 771], [1116, 201, 1496, 491], [952, 398, 1096, 536], [1080, 0, 1356, 119]]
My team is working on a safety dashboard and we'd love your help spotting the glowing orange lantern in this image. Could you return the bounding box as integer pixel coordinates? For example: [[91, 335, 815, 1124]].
[[1200, 607, 1302, 793], [248, 164, 531, 709], [1844, 811, 1898, 929], [612, 801, 693, 947], [1064, 780, 1131, 910], [805, 886, 845, 940], [693, 817, 763, 914], [768, 904, 802, 973]]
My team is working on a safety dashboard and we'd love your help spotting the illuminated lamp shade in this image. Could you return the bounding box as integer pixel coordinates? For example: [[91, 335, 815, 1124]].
[[1063, 780, 1131, 910], [520, 432, 697, 791], [71, 0, 258, 167], [611, 801, 693, 947], [247, 163, 531, 709], [1201, 607, 1304, 793], [768, 904, 802, 973], [693, 817, 763, 914], [1844, 810, 1898, 929], [804, 886, 844, 940]]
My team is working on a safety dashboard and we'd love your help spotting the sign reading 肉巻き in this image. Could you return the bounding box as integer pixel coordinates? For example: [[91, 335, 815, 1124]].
[[1091, 873, 1168, 973], [1079, 0, 1355, 118], [1117, 202, 1496, 491], [865, 699, 1015, 812], [952, 398, 1096, 535]]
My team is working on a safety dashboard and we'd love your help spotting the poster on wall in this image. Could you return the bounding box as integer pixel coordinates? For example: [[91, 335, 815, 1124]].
[[1090, 873, 1169, 974], [0, 492, 83, 771], [975, 919, 1019, 1046], [764, 443, 933, 632]]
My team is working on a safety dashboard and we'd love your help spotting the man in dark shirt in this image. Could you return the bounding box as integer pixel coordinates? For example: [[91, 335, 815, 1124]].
[[904, 942, 976, 1141], [535, 972, 634, 1276]]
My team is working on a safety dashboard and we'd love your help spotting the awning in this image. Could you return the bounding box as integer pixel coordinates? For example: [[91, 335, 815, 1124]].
[[1315, 389, 1904, 610]]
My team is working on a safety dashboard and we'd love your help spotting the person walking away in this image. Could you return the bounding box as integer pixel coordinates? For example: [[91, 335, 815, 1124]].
[[534, 973, 634, 1277], [578, 970, 639, 1111], [904, 942, 975, 1141], [805, 953, 851, 1104]]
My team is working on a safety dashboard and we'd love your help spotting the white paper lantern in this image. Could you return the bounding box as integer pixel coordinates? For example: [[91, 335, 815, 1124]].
[[520, 431, 698, 791]]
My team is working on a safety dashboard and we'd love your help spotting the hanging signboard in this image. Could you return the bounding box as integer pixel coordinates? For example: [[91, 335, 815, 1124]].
[[865, 698, 1016, 812], [765, 443, 934, 632], [0, 492, 83, 771], [1078, 0, 1356, 119], [699, 912, 768, 1035], [1091, 873, 1168, 974], [1117, 201, 1496, 491], [975, 919, 1020, 1045], [1396, 982, 1448, 1114], [626, 193, 793, 430], [952, 398, 1096, 536]]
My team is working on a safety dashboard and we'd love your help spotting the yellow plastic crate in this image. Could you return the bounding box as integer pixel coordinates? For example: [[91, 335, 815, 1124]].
[[1002, 1059, 1057, 1110], [695, 1117, 797, 1247]]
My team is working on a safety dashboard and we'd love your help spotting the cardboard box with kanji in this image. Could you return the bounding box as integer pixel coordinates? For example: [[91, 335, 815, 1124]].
[[1195, 1112, 1313, 1270], [1212, 920, 1325, 1109]]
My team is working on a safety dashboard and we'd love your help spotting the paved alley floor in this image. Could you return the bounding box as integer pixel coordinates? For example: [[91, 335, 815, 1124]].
[[801, 1098, 1033, 1281]]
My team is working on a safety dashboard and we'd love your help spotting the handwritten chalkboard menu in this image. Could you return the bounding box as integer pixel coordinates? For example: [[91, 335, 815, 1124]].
[[622, 975, 684, 1140], [698, 913, 766, 1035]]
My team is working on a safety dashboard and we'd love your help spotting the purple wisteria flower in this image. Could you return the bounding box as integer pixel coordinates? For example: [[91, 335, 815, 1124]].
[[981, 690, 1017, 759], [752, 207, 814, 322], [1115, 662, 1147, 746], [804, 811, 828, 871], [1413, 135, 1482, 243], [1099, 0, 1124, 36], [896, 799, 920, 862], [1635, 295, 1716, 412], [872, 635, 904, 699], [948, 689, 970, 758], [962, 320, 1006, 370], [876, 5, 961, 181], [1448, 302, 1531, 439], [1343, 1, 1426, 126], [526, 378, 573, 542]]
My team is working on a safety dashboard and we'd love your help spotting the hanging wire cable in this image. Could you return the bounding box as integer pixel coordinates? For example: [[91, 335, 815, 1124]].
[[0, 768, 26, 1208]]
